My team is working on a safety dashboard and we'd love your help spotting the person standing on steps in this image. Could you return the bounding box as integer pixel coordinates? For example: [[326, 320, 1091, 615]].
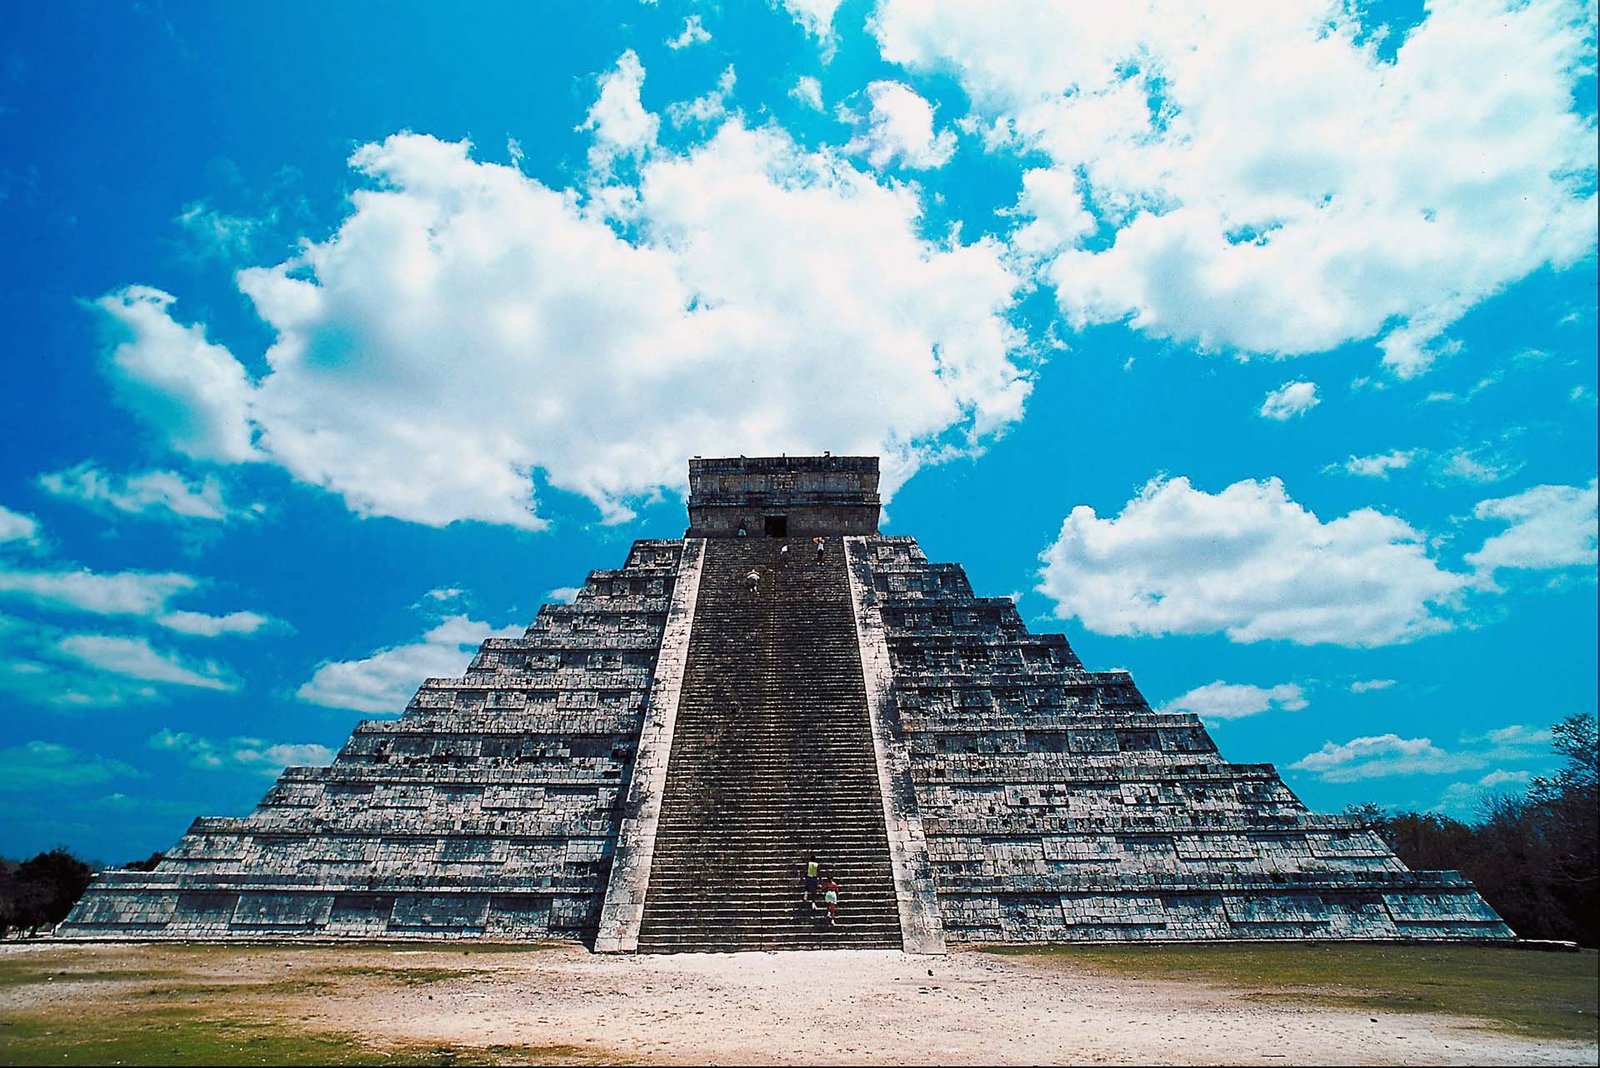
[[822, 873, 839, 927], [802, 854, 819, 909], [813, 535, 826, 564], [746, 567, 761, 596], [778, 542, 790, 568]]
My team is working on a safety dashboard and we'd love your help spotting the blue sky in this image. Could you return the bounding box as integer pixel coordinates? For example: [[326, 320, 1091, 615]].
[[1, 0, 1595, 865]]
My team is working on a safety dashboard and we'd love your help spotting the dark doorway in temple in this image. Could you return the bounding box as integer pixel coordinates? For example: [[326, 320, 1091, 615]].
[[763, 515, 788, 537]]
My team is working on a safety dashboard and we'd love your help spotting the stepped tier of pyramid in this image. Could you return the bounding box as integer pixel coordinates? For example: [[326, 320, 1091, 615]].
[[61, 456, 1512, 950]]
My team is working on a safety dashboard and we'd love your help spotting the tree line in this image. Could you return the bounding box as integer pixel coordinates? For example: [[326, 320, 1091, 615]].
[[1349, 712, 1598, 948], [0, 850, 93, 937], [0, 850, 162, 937]]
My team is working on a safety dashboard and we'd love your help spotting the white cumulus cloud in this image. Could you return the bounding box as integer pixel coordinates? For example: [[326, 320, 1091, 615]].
[[96, 286, 260, 462], [38, 461, 245, 521], [1467, 478, 1599, 577], [56, 634, 236, 690], [0, 565, 271, 636], [1036, 475, 1467, 646], [1012, 167, 1096, 259], [1292, 722, 1551, 783], [0, 615, 162, 709], [97, 64, 1030, 530], [582, 50, 659, 166], [873, 0, 1598, 375], [1478, 768, 1534, 789], [1436, 447, 1518, 483], [1330, 450, 1416, 479], [849, 81, 957, 169], [176, 200, 272, 264], [667, 66, 736, 128], [0, 568, 197, 617], [780, 0, 843, 50], [297, 613, 523, 714], [1159, 680, 1307, 721], [156, 610, 272, 637], [150, 729, 333, 775], [0, 504, 41, 547], [1292, 733, 1461, 782], [1259, 380, 1319, 421], [790, 75, 824, 111], [666, 14, 711, 49]]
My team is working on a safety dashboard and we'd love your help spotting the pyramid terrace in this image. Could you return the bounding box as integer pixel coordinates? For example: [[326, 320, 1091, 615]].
[[61, 455, 1512, 951]]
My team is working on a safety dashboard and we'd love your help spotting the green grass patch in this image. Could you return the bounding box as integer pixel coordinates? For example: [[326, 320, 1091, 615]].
[[321, 966, 490, 986], [0, 942, 556, 993], [0, 1007, 620, 1066], [130, 979, 337, 998], [0, 1008, 388, 1066], [279, 940, 564, 956], [982, 942, 1599, 1042], [0, 945, 612, 1065], [0, 967, 183, 989]]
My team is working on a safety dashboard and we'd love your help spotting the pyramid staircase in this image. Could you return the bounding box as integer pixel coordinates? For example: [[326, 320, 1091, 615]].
[[635, 538, 902, 951]]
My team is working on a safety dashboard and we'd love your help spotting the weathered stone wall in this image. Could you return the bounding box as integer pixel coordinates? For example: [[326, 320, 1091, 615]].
[[686, 455, 880, 537], [594, 540, 705, 951], [853, 535, 1513, 943], [59, 540, 687, 942]]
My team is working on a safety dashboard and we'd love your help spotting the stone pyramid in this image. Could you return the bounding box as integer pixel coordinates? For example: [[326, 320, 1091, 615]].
[[62, 456, 1512, 950]]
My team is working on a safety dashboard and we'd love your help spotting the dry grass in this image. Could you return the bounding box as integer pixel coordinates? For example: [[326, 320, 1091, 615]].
[[983, 942, 1600, 1042], [0, 943, 617, 1066]]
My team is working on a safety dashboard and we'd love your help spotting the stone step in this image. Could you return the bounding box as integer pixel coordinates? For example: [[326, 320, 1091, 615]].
[[639, 923, 899, 933], [641, 903, 900, 920], [656, 783, 885, 796], [647, 834, 891, 847], [656, 779, 882, 790], [647, 864, 896, 881], [665, 738, 877, 750], [638, 925, 902, 942], [637, 537, 902, 952], [640, 931, 900, 941], [640, 901, 901, 918], [680, 684, 864, 691], [660, 794, 879, 805], [637, 938, 902, 953], [653, 814, 887, 827], [646, 860, 893, 876], [652, 830, 890, 846], [646, 849, 892, 863], [639, 917, 901, 932], [651, 816, 889, 829], [654, 821, 888, 834], [648, 869, 895, 883], [655, 797, 886, 810], [639, 912, 901, 929]]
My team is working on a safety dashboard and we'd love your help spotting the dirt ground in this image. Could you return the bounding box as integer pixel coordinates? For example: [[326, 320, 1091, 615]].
[[2, 940, 1596, 1065]]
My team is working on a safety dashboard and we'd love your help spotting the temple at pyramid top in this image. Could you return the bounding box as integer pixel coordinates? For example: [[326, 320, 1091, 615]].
[[686, 454, 880, 537]]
